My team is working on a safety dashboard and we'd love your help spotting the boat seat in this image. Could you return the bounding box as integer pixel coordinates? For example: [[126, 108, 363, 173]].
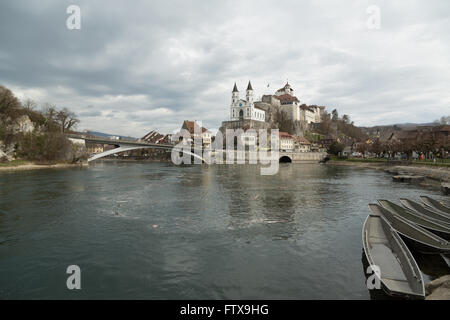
[[370, 243, 408, 282], [383, 278, 414, 295]]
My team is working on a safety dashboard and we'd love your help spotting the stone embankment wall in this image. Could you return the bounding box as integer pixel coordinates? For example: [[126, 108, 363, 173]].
[[288, 152, 326, 163], [218, 150, 326, 163]]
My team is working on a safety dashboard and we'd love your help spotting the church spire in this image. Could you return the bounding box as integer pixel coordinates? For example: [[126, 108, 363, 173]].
[[232, 82, 239, 92], [247, 81, 253, 91]]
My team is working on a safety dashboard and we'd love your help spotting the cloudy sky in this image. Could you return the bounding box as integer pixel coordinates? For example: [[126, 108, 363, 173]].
[[1, 1, 449, 137]]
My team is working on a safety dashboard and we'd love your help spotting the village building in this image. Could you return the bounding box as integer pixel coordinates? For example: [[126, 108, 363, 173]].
[[278, 131, 295, 152], [296, 136, 312, 152], [180, 120, 212, 148], [320, 134, 337, 148], [140, 130, 173, 145], [86, 143, 104, 155]]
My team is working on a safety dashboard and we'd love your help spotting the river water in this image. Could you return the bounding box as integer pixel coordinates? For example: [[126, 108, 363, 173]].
[[0, 162, 449, 299]]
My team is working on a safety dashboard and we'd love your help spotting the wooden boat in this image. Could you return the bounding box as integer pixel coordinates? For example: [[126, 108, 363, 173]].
[[369, 204, 450, 255], [420, 196, 450, 215], [378, 200, 450, 240], [362, 209, 425, 299], [400, 198, 450, 224]]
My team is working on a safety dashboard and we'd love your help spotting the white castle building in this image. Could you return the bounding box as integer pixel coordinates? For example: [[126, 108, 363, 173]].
[[225, 81, 324, 133], [230, 81, 266, 122], [273, 82, 324, 124]]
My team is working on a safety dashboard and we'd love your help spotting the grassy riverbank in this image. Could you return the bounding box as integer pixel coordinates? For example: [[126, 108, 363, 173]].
[[0, 160, 87, 171], [330, 156, 450, 167], [0, 159, 30, 167]]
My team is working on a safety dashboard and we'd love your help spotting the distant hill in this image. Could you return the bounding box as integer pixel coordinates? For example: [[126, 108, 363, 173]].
[[359, 122, 438, 137], [360, 122, 436, 130]]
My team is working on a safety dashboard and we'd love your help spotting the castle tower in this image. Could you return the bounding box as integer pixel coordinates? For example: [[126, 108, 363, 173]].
[[246, 81, 253, 104], [232, 82, 239, 106], [284, 81, 292, 95]]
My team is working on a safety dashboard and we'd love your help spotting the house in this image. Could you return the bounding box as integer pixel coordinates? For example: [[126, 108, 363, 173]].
[[140, 130, 173, 144], [180, 120, 212, 148], [342, 146, 352, 157], [278, 131, 295, 152], [86, 143, 104, 155], [296, 136, 311, 152], [320, 134, 336, 148]]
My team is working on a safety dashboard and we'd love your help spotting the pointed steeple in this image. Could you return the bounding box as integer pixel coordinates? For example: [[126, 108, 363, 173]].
[[247, 81, 253, 91], [232, 82, 239, 93]]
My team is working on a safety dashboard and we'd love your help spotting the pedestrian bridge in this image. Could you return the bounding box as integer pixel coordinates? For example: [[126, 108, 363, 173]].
[[67, 134, 181, 162]]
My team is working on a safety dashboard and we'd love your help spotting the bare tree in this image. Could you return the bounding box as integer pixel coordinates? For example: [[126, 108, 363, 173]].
[[56, 108, 80, 133], [0, 85, 22, 121], [434, 116, 450, 125], [22, 98, 37, 111]]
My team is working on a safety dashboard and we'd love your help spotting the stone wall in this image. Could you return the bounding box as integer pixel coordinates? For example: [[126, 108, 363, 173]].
[[213, 150, 327, 163]]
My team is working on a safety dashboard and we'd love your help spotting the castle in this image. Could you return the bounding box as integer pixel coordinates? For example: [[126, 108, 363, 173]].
[[222, 81, 325, 134]]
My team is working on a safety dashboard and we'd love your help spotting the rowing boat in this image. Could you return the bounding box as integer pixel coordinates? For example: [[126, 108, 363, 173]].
[[362, 209, 425, 299], [378, 200, 450, 240], [419, 196, 450, 216], [400, 198, 450, 224], [369, 204, 450, 255]]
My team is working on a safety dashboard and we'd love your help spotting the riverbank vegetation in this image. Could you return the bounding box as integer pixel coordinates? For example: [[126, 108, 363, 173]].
[[311, 108, 449, 161], [0, 85, 83, 163], [330, 156, 450, 167], [0, 159, 29, 167]]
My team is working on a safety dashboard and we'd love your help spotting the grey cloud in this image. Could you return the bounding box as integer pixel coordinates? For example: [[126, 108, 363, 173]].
[[1, 0, 449, 137]]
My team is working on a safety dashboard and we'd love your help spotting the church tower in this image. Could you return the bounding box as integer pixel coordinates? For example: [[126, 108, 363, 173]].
[[232, 82, 239, 106], [246, 81, 253, 104]]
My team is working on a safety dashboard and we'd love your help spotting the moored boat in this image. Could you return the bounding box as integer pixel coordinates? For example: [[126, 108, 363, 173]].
[[420, 196, 450, 215], [362, 209, 425, 299], [400, 198, 450, 224], [378, 200, 450, 240], [368, 204, 450, 255]]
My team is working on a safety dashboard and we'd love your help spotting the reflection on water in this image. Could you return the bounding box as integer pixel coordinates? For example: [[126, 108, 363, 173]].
[[0, 162, 449, 299]]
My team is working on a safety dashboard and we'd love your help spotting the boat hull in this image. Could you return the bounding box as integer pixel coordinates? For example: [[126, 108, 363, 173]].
[[369, 204, 450, 255], [362, 213, 425, 299]]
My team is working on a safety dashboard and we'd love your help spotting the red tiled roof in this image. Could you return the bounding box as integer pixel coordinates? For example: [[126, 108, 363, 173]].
[[296, 136, 311, 145], [275, 94, 299, 102], [300, 104, 314, 112], [182, 120, 210, 135], [277, 131, 294, 139], [141, 130, 171, 144]]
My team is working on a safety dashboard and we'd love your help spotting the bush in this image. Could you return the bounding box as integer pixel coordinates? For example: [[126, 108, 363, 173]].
[[17, 132, 73, 162], [328, 141, 345, 155]]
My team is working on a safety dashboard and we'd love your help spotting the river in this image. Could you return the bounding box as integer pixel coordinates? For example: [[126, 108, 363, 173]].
[[0, 162, 449, 299]]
